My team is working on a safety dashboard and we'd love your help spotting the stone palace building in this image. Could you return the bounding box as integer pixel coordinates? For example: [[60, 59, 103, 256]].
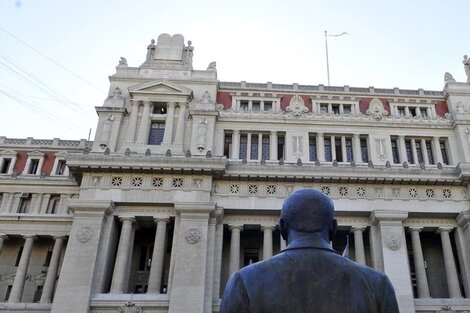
[[0, 33, 470, 313]]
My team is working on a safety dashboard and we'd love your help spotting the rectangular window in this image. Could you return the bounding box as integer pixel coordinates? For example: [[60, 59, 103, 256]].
[[250, 135, 259, 160], [252, 101, 260, 112], [309, 136, 317, 161], [343, 105, 352, 115], [335, 138, 342, 162], [18, 195, 31, 213], [239, 135, 248, 160], [360, 139, 369, 162], [426, 141, 434, 164], [420, 108, 428, 118], [148, 123, 165, 145], [324, 138, 332, 162], [28, 159, 39, 174], [4, 285, 12, 302], [345, 138, 353, 162], [264, 101, 272, 111], [320, 104, 328, 114], [409, 107, 417, 117], [33, 285, 43, 303], [332, 104, 340, 115], [415, 142, 423, 164], [1, 158, 11, 174], [47, 195, 60, 214], [261, 136, 269, 160], [440, 142, 449, 165], [391, 139, 400, 164], [405, 140, 414, 164], [397, 107, 405, 117], [240, 101, 249, 111], [277, 136, 285, 160], [153, 103, 167, 114], [223, 134, 232, 158], [55, 160, 67, 175]]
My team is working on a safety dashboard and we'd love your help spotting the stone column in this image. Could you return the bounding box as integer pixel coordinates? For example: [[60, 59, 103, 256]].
[[353, 134, 361, 163], [246, 134, 252, 160], [456, 211, 470, 297], [174, 102, 187, 146], [41, 236, 66, 303], [1, 193, 12, 213], [231, 130, 240, 159], [371, 211, 414, 312], [32, 194, 43, 214], [147, 218, 169, 294], [212, 221, 224, 300], [228, 225, 242, 275], [269, 131, 278, 161], [36, 156, 45, 175], [432, 137, 444, 165], [0, 234, 8, 252], [110, 217, 135, 294], [40, 194, 51, 214], [398, 136, 407, 163], [317, 132, 325, 162], [162, 102, 176, 144], [409, 227, 430, 298], [204, 217, 217, 313], [7, 156, 16, 175], [368, 223, 383, 272], [437, 227, 463, 298], [136, 100, 153, 144], [411, 139, 419, 164], [421, 139, 429, 165], [330, 135, 336, 161], [341, 136, 347, 162], [257, 134, 263, 160], [262, 226, 274, 260], [9, 235, 36, 303], [125, 100, 140, 143], [352, 227, 366, 265]]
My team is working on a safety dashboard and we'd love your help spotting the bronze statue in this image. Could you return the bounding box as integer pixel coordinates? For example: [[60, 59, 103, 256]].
[[220, 188, 399, 313]]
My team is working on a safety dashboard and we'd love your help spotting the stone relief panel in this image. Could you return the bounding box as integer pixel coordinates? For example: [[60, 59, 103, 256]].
[[286, 95, 308, 117], [384, 233, 402, 251], [76, 226, 94, 243], [184, 228, 202, 244]]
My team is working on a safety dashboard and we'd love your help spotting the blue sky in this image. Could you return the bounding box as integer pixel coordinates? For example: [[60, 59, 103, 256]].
[[0, 0, 468, 140]]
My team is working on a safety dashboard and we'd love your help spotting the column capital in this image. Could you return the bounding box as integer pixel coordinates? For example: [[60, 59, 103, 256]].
[[261, 225, 276, 231], [154, 217, 170, 224], [436, 227, 454, 234], [408, 226, 423, 233], [178, 102, 187, 108], [131, 99, 140, 106], [167, 101, 176, 108], [370, 210, 408, 225], [270, 130, 277, 135], [351, 226, 366, 233], [316, 131, 324, 135], [229, 224, 243, 231], [233, 129, 240, 135], [52, 235, 67, 241], [22, 234, 37, 240], [353, 133, 361, 138], [0, 234, 8, 240], [119, 216, 136, 223], [398, 135, 405, 139], [143, 100, 153, 106], [457, 210, 470, 228]]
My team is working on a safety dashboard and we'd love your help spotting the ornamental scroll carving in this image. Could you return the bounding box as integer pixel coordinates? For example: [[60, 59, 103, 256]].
[[384, 233, 401, 251], [118, 302, 143, 313], [185, 228, 202, 244], [286, 95, 308, 117], [366, 98, 388, 120], [435, 306, 456, 313], [76, 226, 94, 243]]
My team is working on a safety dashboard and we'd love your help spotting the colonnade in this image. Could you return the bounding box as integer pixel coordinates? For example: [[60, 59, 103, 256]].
[[0, 192, 69, 214], [125, 100, 188, 146], [230, 131, 278, 161], [396, 136, 444, 165]]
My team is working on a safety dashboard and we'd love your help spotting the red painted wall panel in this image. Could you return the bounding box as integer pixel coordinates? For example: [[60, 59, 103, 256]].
[[13, 150, 57, 175], [359, 98, 390, 115], [435, 101, 449, 117], [280, 95, 312, 112], [216, 92, 232, 110]]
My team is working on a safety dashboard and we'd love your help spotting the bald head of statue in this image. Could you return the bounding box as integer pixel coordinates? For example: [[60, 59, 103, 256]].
[[279, 188, 337, 243]]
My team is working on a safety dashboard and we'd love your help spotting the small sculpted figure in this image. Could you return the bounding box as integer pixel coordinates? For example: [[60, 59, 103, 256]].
[[220, 188, 399, 313], [146, 39, 156, 62], [183, 40, 194, 66], [463, 55, 470, 83]]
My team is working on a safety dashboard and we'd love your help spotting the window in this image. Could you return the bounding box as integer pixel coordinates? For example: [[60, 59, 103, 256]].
[[426, 141, 434, 164], [223, 134, 232, 158], [264, 101, 272, 111], [409, 107, 417, 117], [332, 104, 340, 115], [18, 194, 31, 213], [360, 138, 368, 162], [343, 105, 352, 115], [47, 195, 60, 214], [33, 285, 43, 303], [397, 107, 406, 117], [240, 101, 249, 111], [250, 135, 258, 160], [420, 108, 428, 118], [1, 158, 11, 174], [4, 286, 12, 302], [309, 136, 317, 161], [27, 159, 40, 175], [405, 140, 414, 164], [240, 135, 248, 159], [55, 160, 67, 175], [440, 142, 449, 165], [415, 142, 423, 164], [324, 138, 332, 162], [345, 138, 353, 162], [335, 138, 342, 162], [261, 136, 269, 160], [277, 135, 285, 160], [391, 139, 400, 164], [252, 101, 260, 112], [153, 102, 167, 114], [320, 104, 328, 114], [148, 123, 165, 145]]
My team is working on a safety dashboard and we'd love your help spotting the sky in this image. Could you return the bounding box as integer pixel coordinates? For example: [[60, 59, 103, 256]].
[[0, 0, 468, 140]]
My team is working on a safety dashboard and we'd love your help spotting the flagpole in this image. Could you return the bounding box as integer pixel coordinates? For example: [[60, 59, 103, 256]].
[[324, 30, 330, 86]]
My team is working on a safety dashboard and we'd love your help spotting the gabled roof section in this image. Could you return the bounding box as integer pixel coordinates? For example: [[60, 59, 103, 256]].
[[128, 80, 193, 97]]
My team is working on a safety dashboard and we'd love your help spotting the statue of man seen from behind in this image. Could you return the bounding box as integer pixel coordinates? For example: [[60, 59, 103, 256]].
[[220, 188, 399, 313]]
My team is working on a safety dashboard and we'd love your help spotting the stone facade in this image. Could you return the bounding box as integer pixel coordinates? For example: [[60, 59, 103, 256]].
[[0, 33, 470, 313]]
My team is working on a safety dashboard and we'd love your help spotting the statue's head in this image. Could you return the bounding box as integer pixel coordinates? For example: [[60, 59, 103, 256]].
[[280, 189, 336, 242], [151, 39, 155, 44]]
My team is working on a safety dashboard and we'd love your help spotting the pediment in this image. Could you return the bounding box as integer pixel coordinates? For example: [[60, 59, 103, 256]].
[[27, 149, 44, 157], [128, 80, 193, 97], [0, 149, 18, 157]]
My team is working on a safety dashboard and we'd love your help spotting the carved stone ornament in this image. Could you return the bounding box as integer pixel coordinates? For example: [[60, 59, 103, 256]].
[[184, 228, 202, 244], [118, 302, 143, 313], [286, 95, 308, 117], [366, 98, 389, 120], [76, 226, 94, 243], [444, 72, 456, 83], [384, 233, 401, 251], [436, 306, 456, 313]]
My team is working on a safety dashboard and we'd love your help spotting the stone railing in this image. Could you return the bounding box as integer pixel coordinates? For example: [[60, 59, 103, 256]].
[[0, 137, 92, 149], [219, 81, 445, 98]]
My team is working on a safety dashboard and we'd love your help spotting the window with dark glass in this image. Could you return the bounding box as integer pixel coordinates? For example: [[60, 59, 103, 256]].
[[33, 286, 43, 303], [426, 141, 434, 164], [48, 195, 60, 214], [335, 138, 342, 162], [277, 136, 285, 160], [4, 285, 12, 302], [264, 101, 272, 111], [261, 135, 269, 160], [240, 135, 248, 159], [360, 138, 369, 162], [252, 101, 260, 112], [415, 142, 423, 163], [251, 135, 259, 160], [223, 133, 232, 158], [440, 142, 449, 165], [420, 108, 428, 118], [1, 158, 11, 174], [148, 123, 165, 145], [345, 138, 353, 162], [240, 101, 249, 111], [391, 139, 400, 164], [320, 104, 328, 114], [309, 136, 317, 161], [343, 105, 352, 115], [409, 107, 417, 117], [55, 160, 67, 175], [324, 138, 332, 162], [18, 194, 31, 213], [28, 159, 39, 174], [405, 140, 414, 164], [397, 107, 406, 117], [153, 102, 167, 114], [332, 104, 340, 115]]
